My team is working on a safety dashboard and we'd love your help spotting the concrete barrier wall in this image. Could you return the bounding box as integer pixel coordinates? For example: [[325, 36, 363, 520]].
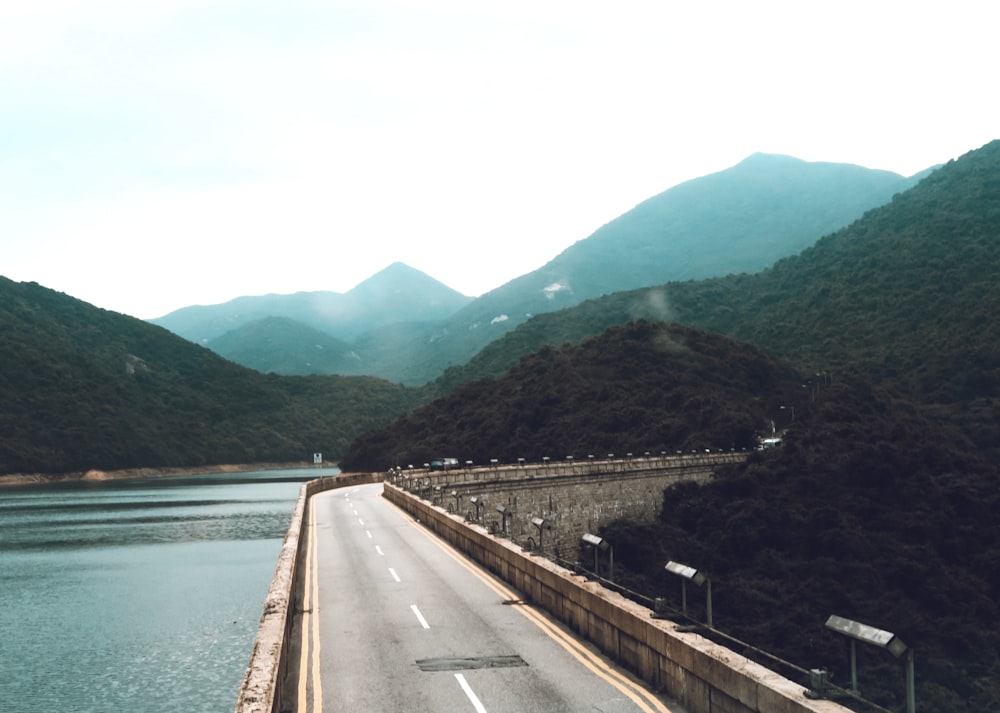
[[232, 472, 382, 713], [383, 483, 849, 713]]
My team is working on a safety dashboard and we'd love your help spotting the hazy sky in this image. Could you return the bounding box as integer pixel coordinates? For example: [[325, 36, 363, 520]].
[[2, 1, 996, 319]]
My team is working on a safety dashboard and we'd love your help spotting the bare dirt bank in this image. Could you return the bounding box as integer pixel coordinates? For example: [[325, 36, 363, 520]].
[[0, 462, 331, 488]]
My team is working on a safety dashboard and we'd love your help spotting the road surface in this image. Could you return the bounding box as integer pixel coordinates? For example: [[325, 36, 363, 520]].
[[294, 483, 681, 713]]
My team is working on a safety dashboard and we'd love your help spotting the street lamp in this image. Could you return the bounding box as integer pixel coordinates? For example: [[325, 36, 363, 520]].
[[469, 496, 484, 522], [824, 615, 915, 713], [530, 517, 550, 552], [664, 561, 713, 628], [581, 533, 613, 581], [495, 504, 510, 536]]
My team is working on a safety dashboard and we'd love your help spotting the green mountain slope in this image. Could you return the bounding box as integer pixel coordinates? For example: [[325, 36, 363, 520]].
[[391, 154, 922, 384], [0, 278, 423, 475], [159, 155, 921, 386], [431, 140, 1000, 451], [207, 316, 362, 376], [340, 321, 804, 470]]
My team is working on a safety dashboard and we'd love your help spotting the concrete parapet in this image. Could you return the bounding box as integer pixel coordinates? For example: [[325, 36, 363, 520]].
[[383, 482, 849, 713], [233, 472, 382, 713]]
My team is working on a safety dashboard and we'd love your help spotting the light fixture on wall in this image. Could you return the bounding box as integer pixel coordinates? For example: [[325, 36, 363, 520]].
[[530, 517, 550, 552], [664, 560, 712, 628], [581, 533, 613, 581], [495, 504, 509, 536], [824, 615, 914, 713]]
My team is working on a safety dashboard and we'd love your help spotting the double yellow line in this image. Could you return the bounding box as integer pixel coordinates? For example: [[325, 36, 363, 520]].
[[297, 496, 323, 713], [401, 509, 675, 713]]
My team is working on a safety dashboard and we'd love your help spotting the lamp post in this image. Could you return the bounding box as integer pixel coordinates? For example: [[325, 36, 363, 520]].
[[469, 496, 484, 522], [530, 517, 550, 552], [495, 504, 510, 536], [581, 533, 613, 581], [665, 561, 712, 628], [824, 615, 915, 713]]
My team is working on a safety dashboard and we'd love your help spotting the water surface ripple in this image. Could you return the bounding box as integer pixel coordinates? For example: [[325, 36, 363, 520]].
[[0, 468, 333, 713]]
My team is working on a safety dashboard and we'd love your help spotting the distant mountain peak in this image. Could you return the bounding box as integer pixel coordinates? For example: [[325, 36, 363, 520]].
[[150, 261, 473, 349], [737, 152, 801, 164], [346, 262, 470, 303]]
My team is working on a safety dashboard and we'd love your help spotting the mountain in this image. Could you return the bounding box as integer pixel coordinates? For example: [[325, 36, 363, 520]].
[[343, 154, 924, 384], [398, 154, 917, 378], [447, 154, 923, 335], [0, 278, 424, 475], [150, 155, 921, 386], [150, 262, 472, 344], [428, 140, 1000, 454]]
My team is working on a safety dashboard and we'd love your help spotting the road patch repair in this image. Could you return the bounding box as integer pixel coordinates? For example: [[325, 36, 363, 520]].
[[416, 655, 528, 671]]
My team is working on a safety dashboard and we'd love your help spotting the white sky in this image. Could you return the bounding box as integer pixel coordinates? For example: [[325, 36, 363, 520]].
[[2, 0, 996, 319]]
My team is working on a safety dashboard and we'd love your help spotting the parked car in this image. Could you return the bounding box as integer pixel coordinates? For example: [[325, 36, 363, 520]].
[[429, 457, 460, 471]]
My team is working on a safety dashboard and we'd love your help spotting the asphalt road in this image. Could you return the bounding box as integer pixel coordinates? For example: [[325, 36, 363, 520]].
[[294, 483, 681, 713]]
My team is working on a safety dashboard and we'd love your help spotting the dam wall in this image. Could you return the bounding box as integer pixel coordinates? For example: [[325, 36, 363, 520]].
[[396, 452, 745, 558]]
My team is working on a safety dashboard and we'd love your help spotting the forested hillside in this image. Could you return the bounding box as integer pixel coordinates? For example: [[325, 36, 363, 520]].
[[0, 279, 423, 475], [207, 316, 360, 376], [605, 377, 999, 713], [430, 140, 1000, 454], [388, 154, 922, 384], [341, 321, 806, 469]]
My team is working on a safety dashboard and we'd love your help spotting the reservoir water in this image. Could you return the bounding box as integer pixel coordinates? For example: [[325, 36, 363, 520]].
[[0, 467, 337, 713]]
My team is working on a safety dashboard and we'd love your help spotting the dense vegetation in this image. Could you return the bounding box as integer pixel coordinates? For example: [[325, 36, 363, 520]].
[[0, 279, 422, 475], [603, 379, 999, 713], [341, 321, 804, 469]]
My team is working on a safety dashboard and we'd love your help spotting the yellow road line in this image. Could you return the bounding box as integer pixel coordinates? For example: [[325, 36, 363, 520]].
[[310, 497, 323, 711], [394, 504, 674, 713], [296, 497, 312, 712], [297, 496, 323, 713]]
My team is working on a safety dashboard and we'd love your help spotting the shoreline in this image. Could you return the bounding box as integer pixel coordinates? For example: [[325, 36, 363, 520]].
[[0, 461, 334, 488]]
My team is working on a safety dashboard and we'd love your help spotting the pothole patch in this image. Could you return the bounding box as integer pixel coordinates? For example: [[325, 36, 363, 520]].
[[415, 655, 528, 672]]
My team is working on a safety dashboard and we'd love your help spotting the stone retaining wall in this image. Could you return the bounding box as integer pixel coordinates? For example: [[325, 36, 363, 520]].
[[398, 452, 746, 558]]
